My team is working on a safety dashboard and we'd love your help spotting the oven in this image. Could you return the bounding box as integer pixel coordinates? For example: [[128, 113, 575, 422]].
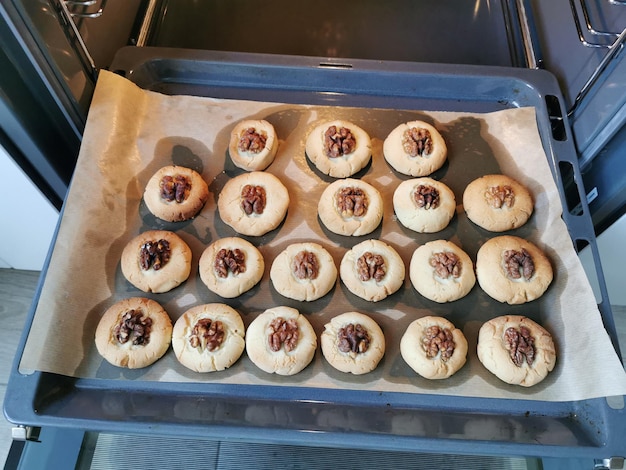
[[1, 1, 625, 469]]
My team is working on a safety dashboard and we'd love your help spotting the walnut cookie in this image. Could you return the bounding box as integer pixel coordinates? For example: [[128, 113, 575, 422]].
[[400, 316, 468, 380], [475, 235, 553, 305], [477, 315, 556, 387], [409, 240, 476, 303], [218, 171, 290, 237], [393, 177, 456, 233], [143, 165, 209, 222], [321, 311, 385, 375], [121, 230, 192, 294], [95, 297, 173, 369], [172, 303, 245, 373], [245, 306, 317, 376], [228, 119, 279, 171], [305, 119, 372, 178], [199, 237, 264, 299], [383, 120, 447, 177], [318, 178, 383, 236]]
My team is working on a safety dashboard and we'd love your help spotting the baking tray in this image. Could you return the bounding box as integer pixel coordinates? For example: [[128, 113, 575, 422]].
[[5, 46, 625, 459]]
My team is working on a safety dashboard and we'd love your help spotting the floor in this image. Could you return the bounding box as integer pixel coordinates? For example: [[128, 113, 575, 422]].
[[0, 268, 625, 468]]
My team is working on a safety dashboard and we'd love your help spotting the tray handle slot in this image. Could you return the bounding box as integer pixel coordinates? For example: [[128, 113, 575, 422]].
[[545, 95, 567, 141]]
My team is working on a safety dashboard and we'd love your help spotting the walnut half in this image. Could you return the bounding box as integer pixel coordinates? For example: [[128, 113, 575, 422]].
[[430, 251, 462, 279], [139, 239, 171, 271], [503, 248, 534, 280], [268, 317, 299, 352], [485, 185, 515, 209], [114, 309, 152, 346], [160, 174, 191, 203], [336, 187, 369, 218], [238, 127, 267, 154], [421, 325, 455, 362], [338, 323, 370, 354], [504, 326, 535, 367], [241, 184, 267, 215], [324, 125, 356, 158], [214, 248, 246, 278], [292, 250, 319, 280], [357, 252, 386, 282], [189, 318, 225, 351], [402, 127, 433, 157], [414, 184, 440, 209]]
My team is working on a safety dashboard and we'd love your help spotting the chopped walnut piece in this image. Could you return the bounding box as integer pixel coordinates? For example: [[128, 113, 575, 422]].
[[292, 250, 319, 280], [336, 186, 369, 218], [430, 251, 462, 279], [485, 185, 515, 209], [402, 127, 433, 157], [338, 323, 371, 354], [238, 127, 267, 154], [413, 184, 440, 209], [503, 248, 535, 280], [357, 252, 386, 282], [160, 174, 191, 203], [422, 325, 455, 362], [139, 239, 171, 271], [189, 318, 225, 351], [504, 326, 535, 366], [268, 317, 300, 352], [241, 184, 267, 215], [114, 309, 152, 346], [214, 248, 246, 278], [324, 125, 357, 158]]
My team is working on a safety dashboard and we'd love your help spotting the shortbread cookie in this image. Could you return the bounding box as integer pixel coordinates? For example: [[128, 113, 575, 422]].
[[305, 120, 372, 178], [463, 174, 533, 232], [340, 239, 405, 302], [477, 315, 556, 387], [218, 171, 290, 236], [121, 230, 192, 294], [318, 179, 383, 236], [228, 119, 279, 171], [409, 240, 476, 303], [400, 316, 468, 379], [144, 165, 209, 222], [393, 177, 456, 233], [321, 311, 385, 375], [383, 120, 447, 176], [270, 242, 338, 302], [172, 303, 245, 373], [95, 297, 172, 369], [476, 235, 553, 305], [199, 237, 264, 298], [245, 306, 317, 376]]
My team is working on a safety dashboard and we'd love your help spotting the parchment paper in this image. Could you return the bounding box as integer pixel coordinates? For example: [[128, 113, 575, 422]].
[[20, 70, 626, 402]]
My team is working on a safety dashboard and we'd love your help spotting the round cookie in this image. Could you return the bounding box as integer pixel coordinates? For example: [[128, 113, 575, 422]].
[[393, 177, 456, 233], [199, 237, 264, 298], [270, 242, 338, 302], [228, 119, 279, 171], [305, 120, 372, 178], [218, 171, 290, 236], [463, 174, 533, 232], [475, 235, 553, 305], [245, 306, 317, 376], [321, 311, 385, 375], [121, 230, 192, 294], [318, 178, 383, 236], [172, 303, 245, 373], [95, 297, 172, 369], [340, 239, 405, 302], [477, 315, 556, 387], [400, 316, 468, 379], [409, 240, 476, 303], [143, 165, 209, 222], [383, 120, 447, 176]]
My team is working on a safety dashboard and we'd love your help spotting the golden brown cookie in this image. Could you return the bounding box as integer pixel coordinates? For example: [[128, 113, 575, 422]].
[[318, 178, 383, 236], [475, 235, 553, 305], [172, 303, 245, 373], [383, 120, 447, 176], [477, 315, 556, 387], [228, 119, 279, 171], [400, 316, 468, 379], [198, 237, 264, 298], [393, 177, 456, 233], [270, 242, 338, 302], [321, 311, 385, 375], [462, 174, 533, 232], [120, 230, 192, 294], [245, 306, 317, 376], [143, 165, 209, 222], [340, 239, 405, 302], [305, 120, 372, 178], [218, 171, 290, 236], [95, 297, 172, 369], [409, 240, 476, 303]]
